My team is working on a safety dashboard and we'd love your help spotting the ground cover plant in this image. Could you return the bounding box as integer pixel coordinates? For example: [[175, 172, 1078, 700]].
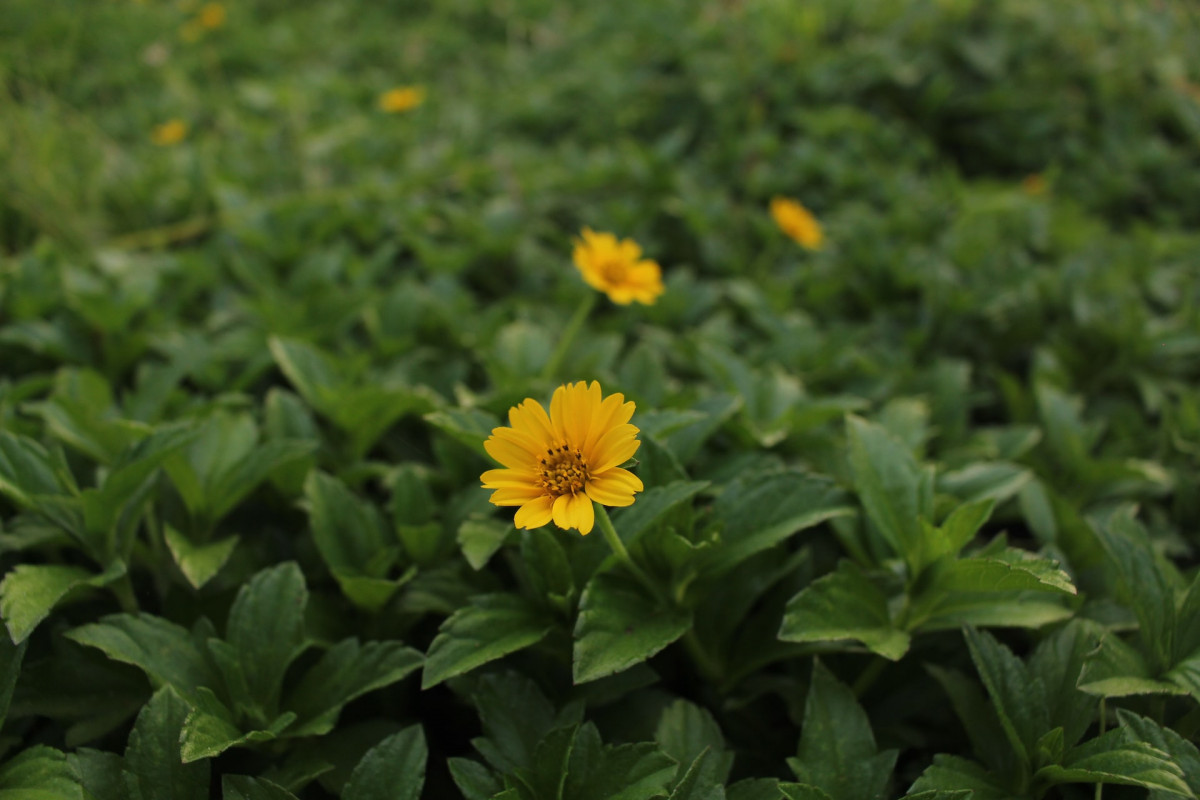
[[2, 0, 1200, 797]]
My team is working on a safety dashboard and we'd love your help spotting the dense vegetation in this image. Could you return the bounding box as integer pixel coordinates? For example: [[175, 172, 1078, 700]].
[[2, 0, 1200, 797]]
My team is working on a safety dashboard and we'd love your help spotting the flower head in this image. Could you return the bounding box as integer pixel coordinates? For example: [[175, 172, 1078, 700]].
[[770, 196, 823, 250], [1021, 174, 1048, 196], [481, 381, 644, 535], [379, 86, 426, 113], [572, 228, 664, 306], [198, 3, 226, 30], [151, 118, 188, 146]]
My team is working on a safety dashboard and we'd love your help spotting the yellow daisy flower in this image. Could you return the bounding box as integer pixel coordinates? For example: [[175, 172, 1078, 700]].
[[572, 228, 664, 305], [770, 196, 824, 250], [198, 2, 226, 29], [481, 381, 644, 535], [151, 118, 188, 146], [379, 86, 426, 113]]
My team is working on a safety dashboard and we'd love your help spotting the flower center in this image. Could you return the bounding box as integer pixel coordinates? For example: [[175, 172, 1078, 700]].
[[600, 260, 629, 284], [538, 444, 589, 496]]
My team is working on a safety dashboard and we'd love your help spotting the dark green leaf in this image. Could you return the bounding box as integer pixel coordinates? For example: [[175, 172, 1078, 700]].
[[908, 755, 1010, 800], [846, 415, 926, 561], [224, 562, 308, 716], [342, 725, 427, 800], [964, 628, 1047, 772], [125, 687, 209, 800], [779, 560, 909, 661], [164, 525, 238, 590], [0, 745, 83, 798], [286, 640, 422, 736], [422, 594, 555, 689], [222, 776, 301, 800], [1, 562, 124, 644]]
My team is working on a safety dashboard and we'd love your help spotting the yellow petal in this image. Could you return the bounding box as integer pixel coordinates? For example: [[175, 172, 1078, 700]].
[[567, 493, 595, 534], [489, 486, 545, 506], [509, 398, 556, 443], [480, 468, 533, 488], [514, 495, 554, 529], [584, 472, 640, 507], [552, 494, 573, 530], [590, 424, 641, 473]]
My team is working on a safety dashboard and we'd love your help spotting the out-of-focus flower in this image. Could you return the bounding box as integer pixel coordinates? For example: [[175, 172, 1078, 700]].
[[572, 228, 664, 305], [1021, 174, 1048, 196], [481, 381, 644, 535], [770, 196, 823, 250], [151, 118, 188, 146], [379, 86, 426, 113], [198, 3, 226, 29]]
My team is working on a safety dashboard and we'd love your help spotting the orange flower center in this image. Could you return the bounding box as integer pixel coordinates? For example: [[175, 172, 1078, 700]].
[[539, 444, 589, 496], [600, 260, 629, 284]]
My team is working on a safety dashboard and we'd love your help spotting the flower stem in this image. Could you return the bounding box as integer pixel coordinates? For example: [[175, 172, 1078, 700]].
[[540, 293, 597, 380], [594, 503, 661, 600]]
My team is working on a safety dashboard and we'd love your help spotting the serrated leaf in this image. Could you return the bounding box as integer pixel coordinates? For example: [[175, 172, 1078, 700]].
[[0, 745, 84, 798], [706, 471, 852, 576], [964, 628, 1047, 774], [448, 758, 501, 800], [918, 597, 1073, 632], [164, 525, 238, 589], [929, 551, 1075, 596], [561, 723, 679, 800], [224, 562, 308, 717], [908, 755, 1010, 800], [573, 571, 692, 684], [286, 640, 422, 737], [1035, 728, 1191, 796], [304, 471, 400, 609], [342, 725, 427, 800], [787, 660, 897, 800], [655, 700, 731, 786], [919, 498, 995, 564], [611, 481, 709, 544], [1077, 633, 1186, 698], [1116, 710, 1200, 795], [0, 432, 71, 507], [779, 786, 833, 800], [470, 673, 563, 774], [125, 687, 209, 800], [926, 664, 1021, 778], [180, 688, 294, 763], [67, 750, 126, 800], [669, 749, 726, 800], [1, 561, 125, 644], [422, 594, 554, 689], [222, 776, 301, 800], [1027, 621, 1101, 749], [0, 635, 26, 730], [779, 560, 909, 660]]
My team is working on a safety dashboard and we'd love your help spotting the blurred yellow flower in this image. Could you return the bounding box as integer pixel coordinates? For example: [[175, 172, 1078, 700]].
[[379, 86, 426, 113], [1021, 174, 1048, 196], [770, 196, 823, 251], [481, 381, 644, 535], [198, 3, 226, 29], [572, 228, 664, 306], [151, 119, 188, 146]]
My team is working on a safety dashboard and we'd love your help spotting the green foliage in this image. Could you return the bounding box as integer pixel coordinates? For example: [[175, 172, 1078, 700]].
[[2, 0, 1200, 796]]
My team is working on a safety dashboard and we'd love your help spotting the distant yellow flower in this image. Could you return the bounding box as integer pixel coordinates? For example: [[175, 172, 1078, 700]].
[[770, 196, 823, 250], [379, 86, 426, 113], [572, 228, 664, 306], [481, 381, 644, 535], [198, 2, 226, 29], [1021, 174, 1048, 196], [151, 119, 188, 146]]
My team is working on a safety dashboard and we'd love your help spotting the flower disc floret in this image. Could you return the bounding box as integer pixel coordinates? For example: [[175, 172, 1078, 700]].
[[481, 381, 644, 535]]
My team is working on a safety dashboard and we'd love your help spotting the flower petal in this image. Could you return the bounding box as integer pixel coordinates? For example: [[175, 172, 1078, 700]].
[[514, 495, 554, 529], [552, 494, 573, 531], [489, 486, 546, 506], [509, 399, 556, 444], [590, 424, 642, 473], [484, 433, 538, 470], [567, 493, 595, 534], [584, 472, 640, 507]]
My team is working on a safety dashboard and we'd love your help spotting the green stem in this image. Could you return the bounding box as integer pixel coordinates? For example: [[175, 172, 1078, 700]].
[[852, 656, 887, 698], [594, 504, 661, 601], [683, 629, 723, 682], [540, 293, 597, 380], [1095, 699, 1105, 800], [112, 575, 139, 613]]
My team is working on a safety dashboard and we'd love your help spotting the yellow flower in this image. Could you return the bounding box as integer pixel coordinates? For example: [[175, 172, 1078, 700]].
[[770, 196, 823, 250], [151, 118, 188, 146], [198, 2, 226, 29], [572, 228, 664, 306], [481, 381, 644, 535], [379, 86, 426, 113], [1021, 174, 1048, 196]]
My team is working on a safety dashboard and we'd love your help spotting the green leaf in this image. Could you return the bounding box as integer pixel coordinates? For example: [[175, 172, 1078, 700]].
[[779, 560, 910, 661], [469, 672, 566, 774], [1026, 621, 1102, 749], [457, 516, 513, 571], [285, 639, 423, 736], [342, 725, 427, 800], [0, 746, 84, 799], [164, 525, 239, 589], [520, 527, 574, 603], [928, 551, 1076, 596], [726, 779, 783, 800], [268, 337, 341, 412], [926, 664, 1022, 779], [786, 660, 897, 800], [779, 786, 832, 800], [1078, 633, 1187, 698], [964, 627, 1048, 772], [1116, 709, 1200, 796], [125, 687, 209, 800], [706, 471, 852, 576], [224, 563, 309, 717], [669, 750, 727, 800], [1090, 506, 1176, 672], [222, 776, 301, 800], [422, 594, 555, 689], [2, 562, 126, 644], [0, 432, 71, 508], [908, 755, 1010, 800], [0, 634, 27, 730], [1035, 728, 1191, 796], [573, 571, 692, 684], [180, 688, 295, 762], [67, 750, 126, 800], [611, 481, 709, 544], [937, 463, 1031, 505], [846, 415, 926, 561], [919, 498, 995, 564], [561, 723, 679, 800], [423, 408, 496, 457], [917, 596, 1073, 632], [655, 700, 732, 786], [448, 758, 501, 800]]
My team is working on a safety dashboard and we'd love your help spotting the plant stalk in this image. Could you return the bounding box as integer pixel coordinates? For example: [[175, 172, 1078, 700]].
[[594, 503, 661, 601], [540, 293, 597, 380]]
